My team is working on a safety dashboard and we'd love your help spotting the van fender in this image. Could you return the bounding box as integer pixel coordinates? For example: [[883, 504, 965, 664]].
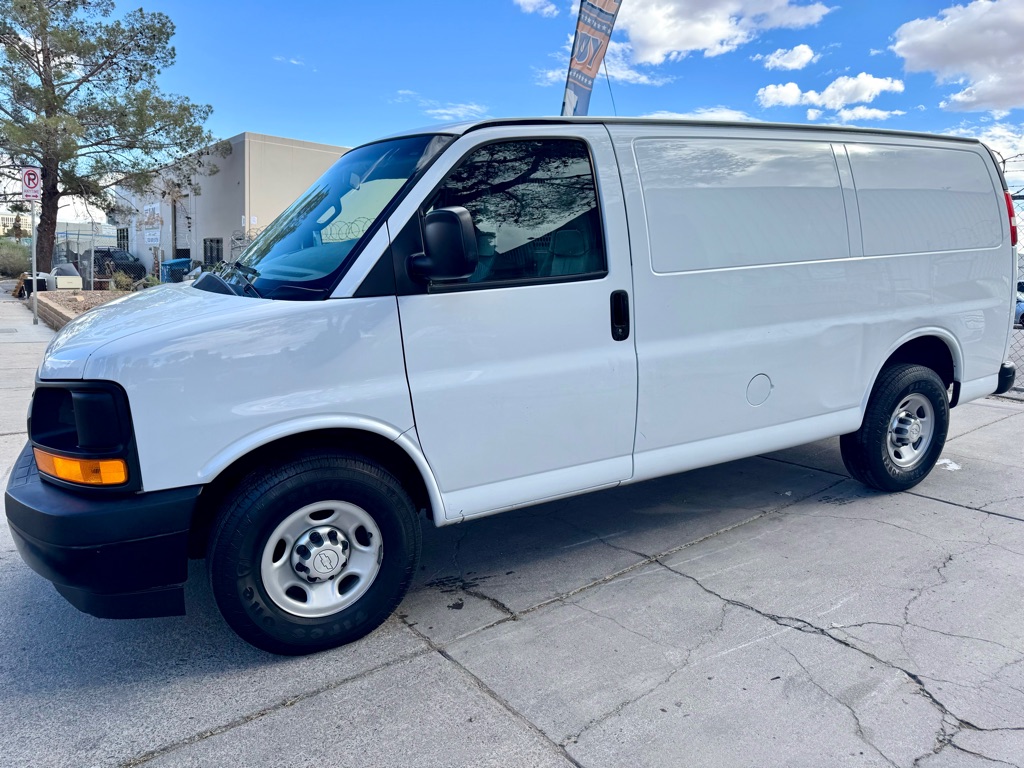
[[858, 327, 964, 414], [195, 415, 447, 522]]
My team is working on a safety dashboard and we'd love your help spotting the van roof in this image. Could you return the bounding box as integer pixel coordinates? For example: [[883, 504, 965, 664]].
[[387, 116, 980, 145]]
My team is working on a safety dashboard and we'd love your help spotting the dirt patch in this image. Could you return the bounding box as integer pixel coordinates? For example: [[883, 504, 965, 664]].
[[25, 289, 132, 331], [38, 289, 130, 316]]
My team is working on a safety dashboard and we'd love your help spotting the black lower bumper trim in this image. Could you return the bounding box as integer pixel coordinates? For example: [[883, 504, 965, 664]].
[[995, 361, 1017, 395], [55, 583, 185, 619], [5, 441, 200, 619]]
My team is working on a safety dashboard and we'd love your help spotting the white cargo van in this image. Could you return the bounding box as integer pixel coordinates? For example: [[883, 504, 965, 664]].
[[6, 118, 1018, 654]]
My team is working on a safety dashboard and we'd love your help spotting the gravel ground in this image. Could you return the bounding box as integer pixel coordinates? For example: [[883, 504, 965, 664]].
[[33, 288, 129, 316]]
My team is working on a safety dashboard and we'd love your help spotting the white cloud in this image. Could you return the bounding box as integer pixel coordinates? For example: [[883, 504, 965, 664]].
[[806, 108, 822, 120], [391, 91, 489, 122], [754, 44, 818, 70], [273, 55, 305, 66], [535, 67, 564, 87], [893, 0, 1024, 112], [535, 37, 670, 87], [425, 103, 489, 122], [757, 82, 804, 107], [757, 72, 904, 110], [616, 0, 835, 65], [814, 74, 904, 109], [513, 0, 558, 17], [602, 41, 673, 85], [643, 107, 758, 121], [868, 48, 885, 56], [835, 106, 906, 122]]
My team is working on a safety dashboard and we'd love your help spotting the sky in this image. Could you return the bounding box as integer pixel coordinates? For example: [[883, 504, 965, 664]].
[[22, 0, 1024, 221], [129, 0, 1024, 184]]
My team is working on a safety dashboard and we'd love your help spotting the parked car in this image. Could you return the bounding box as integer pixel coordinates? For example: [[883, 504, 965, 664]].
[[1015, 291, 1024, 325], [84, 247, 147, 281], [5, 117, 1019, 656]]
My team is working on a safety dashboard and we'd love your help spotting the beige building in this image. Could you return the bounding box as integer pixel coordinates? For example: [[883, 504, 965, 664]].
[[117, 132, 348, 271]]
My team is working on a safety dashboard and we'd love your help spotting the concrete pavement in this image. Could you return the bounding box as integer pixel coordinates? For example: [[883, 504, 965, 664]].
[[2, 279, 1023, 767]]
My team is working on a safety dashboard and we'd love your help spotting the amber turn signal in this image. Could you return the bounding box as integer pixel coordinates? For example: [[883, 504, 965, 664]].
[[33, 448, 128, 486]]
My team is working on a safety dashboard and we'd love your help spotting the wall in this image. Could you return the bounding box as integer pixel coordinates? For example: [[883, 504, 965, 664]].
[[245, 133, 348, 236], [116, 132, 347, 272]]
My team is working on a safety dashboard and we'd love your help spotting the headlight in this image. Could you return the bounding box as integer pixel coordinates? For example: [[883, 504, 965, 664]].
[[29, 381, 139, 490]]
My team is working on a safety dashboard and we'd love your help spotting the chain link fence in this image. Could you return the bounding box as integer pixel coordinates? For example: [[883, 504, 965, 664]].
[[1008, 198, 1024, 396]]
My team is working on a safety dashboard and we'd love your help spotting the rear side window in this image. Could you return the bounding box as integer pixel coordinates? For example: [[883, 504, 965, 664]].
[[634, 138, 848, 273], [429, 139, 607, 285], [847, 144, 1000, 255]]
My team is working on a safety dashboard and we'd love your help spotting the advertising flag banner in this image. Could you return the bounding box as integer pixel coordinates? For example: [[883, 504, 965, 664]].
[[561, 0, 622, 117]]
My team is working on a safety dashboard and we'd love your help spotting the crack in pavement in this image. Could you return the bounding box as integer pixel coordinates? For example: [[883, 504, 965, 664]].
[[560, 600, 731, 748], [776, 642, 900, 767], [900, 491, 1024, 525], [799, 511, 971, 545], [118, 461, 1015, 767], [761, 453, 847, 477], [943, 741, 1021, 767], [116, 646, 433, 767], [400, 619, 586, 768], [834, 620, 1024, 658], [944, 410, 1024, 444], [408, 481, 848, 751], [910, 716, 963, 768], [653, 561, 1024, 762]]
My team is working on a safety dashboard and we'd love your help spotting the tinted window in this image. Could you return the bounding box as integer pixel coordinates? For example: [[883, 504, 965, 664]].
[[431, 139, 606, 285]]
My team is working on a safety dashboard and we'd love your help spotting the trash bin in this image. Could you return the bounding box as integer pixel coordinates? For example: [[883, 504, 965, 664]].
[[160, 258, 193, 283], [22, 274, 47, 296]]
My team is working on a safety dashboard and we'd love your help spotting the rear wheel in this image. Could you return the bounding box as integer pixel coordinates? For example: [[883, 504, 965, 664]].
[[207, 451, 420, 655], [840, 363, 949, 492]]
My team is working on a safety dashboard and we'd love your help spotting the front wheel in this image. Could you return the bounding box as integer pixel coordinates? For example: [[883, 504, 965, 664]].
[[207, 452, 421, 655], [840, 363, 949, 492]]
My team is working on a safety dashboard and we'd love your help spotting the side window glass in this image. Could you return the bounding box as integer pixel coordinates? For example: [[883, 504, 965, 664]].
[[430, 139, 606, 285]]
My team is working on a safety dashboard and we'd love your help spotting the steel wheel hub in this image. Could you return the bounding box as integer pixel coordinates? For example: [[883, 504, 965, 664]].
[[887, 393, 935, 469], [291, 526, 349, 582], [260, 500, 383, 618]]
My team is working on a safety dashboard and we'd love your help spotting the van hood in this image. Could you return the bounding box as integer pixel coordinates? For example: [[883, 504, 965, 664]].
[[39, 283, 246, 380]]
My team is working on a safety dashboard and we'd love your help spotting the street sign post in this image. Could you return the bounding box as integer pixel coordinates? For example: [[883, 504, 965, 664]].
[[22, 167, 41, 325], [21, 167, 41, 200]]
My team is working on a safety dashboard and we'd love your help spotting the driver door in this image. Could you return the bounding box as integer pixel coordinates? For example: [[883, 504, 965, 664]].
[[392, 125, 637, 521]]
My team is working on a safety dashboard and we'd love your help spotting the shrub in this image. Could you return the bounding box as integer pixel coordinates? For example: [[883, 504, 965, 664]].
[[0, 241, 31, 278], [110, 270, 137, 291]]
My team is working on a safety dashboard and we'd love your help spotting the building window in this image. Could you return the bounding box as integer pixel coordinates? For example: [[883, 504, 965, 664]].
[[117, 228, 129, 251], [203, 238, 224, 265]]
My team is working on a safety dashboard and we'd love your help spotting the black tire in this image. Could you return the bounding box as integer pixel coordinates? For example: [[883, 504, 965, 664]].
[[840, 363, 949, 492], [207, 451, 421, 655]]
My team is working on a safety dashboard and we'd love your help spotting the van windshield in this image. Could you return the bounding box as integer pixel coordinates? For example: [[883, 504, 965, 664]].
[[218, 134, 451, 299]]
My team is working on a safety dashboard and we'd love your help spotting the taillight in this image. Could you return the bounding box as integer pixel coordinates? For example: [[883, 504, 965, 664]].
[[1005, 191, 1018, 247]]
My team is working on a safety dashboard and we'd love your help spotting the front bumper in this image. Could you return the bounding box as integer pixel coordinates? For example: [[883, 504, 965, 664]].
[[994, 361, 1017, 395], [4, 442, 201, 619]]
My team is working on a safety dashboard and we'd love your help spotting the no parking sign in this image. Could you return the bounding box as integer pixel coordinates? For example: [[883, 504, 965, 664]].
[[21, 167, 41, 200]]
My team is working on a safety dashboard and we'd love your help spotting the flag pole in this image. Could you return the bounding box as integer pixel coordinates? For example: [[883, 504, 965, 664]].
[[560, 0, 622, 117]]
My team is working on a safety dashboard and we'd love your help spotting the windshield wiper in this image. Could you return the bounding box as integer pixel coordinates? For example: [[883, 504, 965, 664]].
[[225, 261, 262, 298]]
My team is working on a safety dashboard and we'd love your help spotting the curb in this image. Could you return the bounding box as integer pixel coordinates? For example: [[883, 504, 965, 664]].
[[23, 293, 77, 332]]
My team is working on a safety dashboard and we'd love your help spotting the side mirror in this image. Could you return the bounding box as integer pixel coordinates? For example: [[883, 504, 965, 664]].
[[408, 206, 478, 283]]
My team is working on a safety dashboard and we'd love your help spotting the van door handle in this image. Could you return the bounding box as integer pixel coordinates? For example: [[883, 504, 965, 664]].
[[610, 290, 630, 341]]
